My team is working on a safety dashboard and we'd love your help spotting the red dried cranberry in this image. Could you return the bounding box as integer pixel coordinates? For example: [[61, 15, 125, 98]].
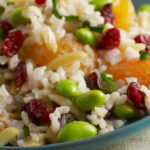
[[35, 0, 46, 5], [14, 62, 27, 88], [0, 21, 13, 36], [104, 109, 113, 120], [97, 28, 120, 50], [85, 72, 100, 90], [127, 82, 144, 104], [127, 82, 146, 111], [135, 102, 147, 112], [101, 3, 115, 25], [52, 101, 60, 109], [22, 99, 57, 125], [2, 30, 25, 57], [134, 34, 150, 51]]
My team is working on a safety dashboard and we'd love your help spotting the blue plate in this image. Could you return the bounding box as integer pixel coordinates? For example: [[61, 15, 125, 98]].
[[1, 0, 150, 150]]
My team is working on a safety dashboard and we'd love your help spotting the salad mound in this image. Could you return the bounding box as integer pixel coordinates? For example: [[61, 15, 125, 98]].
[[0, 0, 149, 146]]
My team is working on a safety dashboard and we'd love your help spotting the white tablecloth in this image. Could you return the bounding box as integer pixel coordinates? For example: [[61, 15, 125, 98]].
[[101, 127, 150, 150]]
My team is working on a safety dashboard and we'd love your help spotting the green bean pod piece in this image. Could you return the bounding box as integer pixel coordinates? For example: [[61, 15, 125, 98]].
[[10, 6, 31, 25], [74, 90, 106, 111], [58, 121, 97, 142], [113, 103, 140, 119]]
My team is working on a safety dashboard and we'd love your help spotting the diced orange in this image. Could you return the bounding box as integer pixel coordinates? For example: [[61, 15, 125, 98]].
[[28, 44, 57, 66], [26, 39, 84, 66], [112, 0, 136, 30], [107, 58, 150, 85]]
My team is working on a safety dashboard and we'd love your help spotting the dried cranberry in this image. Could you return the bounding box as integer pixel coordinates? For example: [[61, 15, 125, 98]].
[[135, 102, 147, 112], [52, 101, 60, 109], [127, 82, 144, 103], [97, 28, 120, 50], [127, 82, 146, 111], [14, 62, 27, 88], [2, 30, 25, 57], [85, 72, 100, 90], [104, 109, 113, 120], [0, 21, 13, 37], [134, 34, 150, 51], [35, 0, 46, 5], [22, 99, 57, 125], [101, 3, 115, 25]]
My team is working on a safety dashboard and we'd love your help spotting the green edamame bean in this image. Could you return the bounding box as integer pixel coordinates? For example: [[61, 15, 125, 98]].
[[89, 0, 112, 10], [10, 6, 31, 25], [74, 90, 106, 111], [57, 121, 97, 142], [76, 28, 97, 47], [56, 80, 79, 98], [138, 4, 150, 13], [0, 6, 4, 14], [113, 103, 140, 119]]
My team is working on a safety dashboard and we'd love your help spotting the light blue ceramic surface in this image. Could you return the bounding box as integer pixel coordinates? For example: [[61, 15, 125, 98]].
[[1, 0, 150, 150]]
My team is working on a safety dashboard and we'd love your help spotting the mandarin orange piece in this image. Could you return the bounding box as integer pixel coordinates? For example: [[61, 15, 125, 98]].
[[28, 44, 58, 66], [112, 0, 136, 30], [27, 39, 83, 66], [107, 58, 150, 85]]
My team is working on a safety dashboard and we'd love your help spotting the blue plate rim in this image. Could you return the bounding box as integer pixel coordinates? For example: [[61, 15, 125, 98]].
[[1, 115, 150, 150]]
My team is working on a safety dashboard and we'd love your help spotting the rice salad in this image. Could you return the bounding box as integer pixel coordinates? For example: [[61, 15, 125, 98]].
[[0, 0, 150, 147]]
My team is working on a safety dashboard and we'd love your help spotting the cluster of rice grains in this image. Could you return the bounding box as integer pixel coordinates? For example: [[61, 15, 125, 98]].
[[0, 0, 150, 147]]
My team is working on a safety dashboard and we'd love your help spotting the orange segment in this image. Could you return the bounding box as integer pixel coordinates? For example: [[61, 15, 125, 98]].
[[112, 0, 136, 30], [107, 58, 150, 85], [25, 39, 84, 66], [28, 44, 58, 66]]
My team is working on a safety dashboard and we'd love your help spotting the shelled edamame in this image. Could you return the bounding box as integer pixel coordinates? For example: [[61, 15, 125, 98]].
[[58, 121, 97, 142], [10, 6, 31, 25], [76, 28, 97, 47], [74, 90, 106, 111], [56, 79, 106, 111], [56, 80, 79, 98], [113, 103, 140, 119], [89, 0, 112, 10]]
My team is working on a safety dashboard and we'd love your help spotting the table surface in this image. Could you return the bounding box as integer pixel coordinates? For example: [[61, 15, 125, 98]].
[[100, 127, 150, 150]]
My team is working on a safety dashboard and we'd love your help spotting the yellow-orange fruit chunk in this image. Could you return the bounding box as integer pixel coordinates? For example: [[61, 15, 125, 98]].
[[107, 58, 150, 85], [28, 44, 57, 66], [26, 39, 84, 66], [112, 0, 136, 30]]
